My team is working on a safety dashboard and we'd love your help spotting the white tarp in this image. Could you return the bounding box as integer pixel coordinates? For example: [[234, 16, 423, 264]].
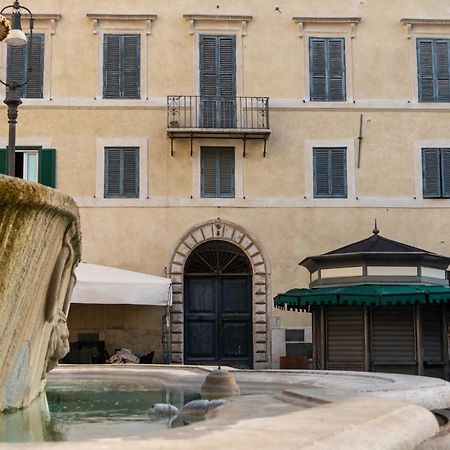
[[71, 263, 172, 306]]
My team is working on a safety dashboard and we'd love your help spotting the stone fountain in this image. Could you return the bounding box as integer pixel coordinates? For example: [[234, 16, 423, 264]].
[[0, 175, 81, 412]]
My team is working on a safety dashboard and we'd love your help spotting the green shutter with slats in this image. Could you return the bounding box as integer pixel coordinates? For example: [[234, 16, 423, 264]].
[[39, 148, 56, 188], [441, 149, 450, 197], [7, 34, 44, 98], [104, 147, 139, 198], [201, 147, 235, 198], [310, 38, 345, 102], [104, 34, 140, 99], [313, 147, 347, 198], [200, 35, 236, 127], [0, 148, 7, 174], [422, 148, 441, 198]]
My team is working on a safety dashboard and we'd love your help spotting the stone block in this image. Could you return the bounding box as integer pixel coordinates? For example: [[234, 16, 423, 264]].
[[255, 332, 267, 343], [254, 262, 266, 275], [173, 252, 185, 265], [254, 294, 267, 304], [254, 324, 267, 333], [171, 312, 183, 324], [232, 230, 244, 244], [171, 343, 183, 353], [252, 253, 264, 266], [192, 229, 204, 243], [241, 236, 252, 249], [255, 353, 267, 363], [255, 303, 267, 314], [171, 353, 183, 364], [170, 264, 182, 275], [172, 293, 183, 304], [255, 343, 267, 353], [255, 313, 267, 324], [202, 225, 214, 240], [254, 275, 266, 285], [171, 303, 183, 313], [184, 235, 196, 249], [255, 286, 267, 295], [171, 323, 183, 333], [171, 274, 183, 284], [177, 243, 190, 256], [172, 283, 182, 294], [223, 225, 234, 240], [247, 244, 259, 257]]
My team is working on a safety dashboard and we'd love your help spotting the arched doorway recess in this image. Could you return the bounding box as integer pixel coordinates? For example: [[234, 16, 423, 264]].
[[169, 219, 271, 369], [184, 240, 252, 368]]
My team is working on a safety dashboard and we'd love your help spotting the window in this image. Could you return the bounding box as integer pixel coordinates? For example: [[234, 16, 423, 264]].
[[422, 148, 450, 198], [104, 147, 139, 198], [103, 34, 140, 99], [417, 39, 450, 102], [7, 34, 44, 98], [313, 147, 347, 198], [0, 147, 56, 187], [201, 147, 235, 198], [309, 37, 346, 102]]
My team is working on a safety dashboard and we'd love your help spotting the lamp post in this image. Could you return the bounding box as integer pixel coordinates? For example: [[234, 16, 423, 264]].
[[0, 1, 33, 177]]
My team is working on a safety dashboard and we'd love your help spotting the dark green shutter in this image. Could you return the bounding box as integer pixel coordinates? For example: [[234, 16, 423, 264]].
[[200, 35, 236, 127], [313, 148, 330, 197], [7, 45, 26, 97], [38, 148, 56, 188], [422, 148, 441, 198], [104, 35, 140, 99], [441, 149, 450, 197], [7, 34, 44, 98], [201, 147, 235, 198], [417, 40, 434, 101], [104, 147, 139, 198], [328, 39, 346, 101], [218, 148, 235, 197], [104, 35, 121, 98], [310, 38, 327, 101], [313, 148, 347, 198], [435, 40, 450, 102], [201, 148, 218, 196], [331, 148, 347, 197], [310, 38, 345, 101], [122, 35, 140, 99], [0, 148, 6, 174]]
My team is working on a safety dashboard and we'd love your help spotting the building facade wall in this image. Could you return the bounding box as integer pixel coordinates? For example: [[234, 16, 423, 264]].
[[2, 0, 450, 367]]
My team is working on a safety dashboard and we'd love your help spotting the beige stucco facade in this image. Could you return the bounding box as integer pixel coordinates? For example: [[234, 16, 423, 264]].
[[2, 0, 450, 367]]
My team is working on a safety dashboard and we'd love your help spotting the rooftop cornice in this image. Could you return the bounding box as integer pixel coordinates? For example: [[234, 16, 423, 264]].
[[86, 14, 157, 35], [292, 16, 361, 38]]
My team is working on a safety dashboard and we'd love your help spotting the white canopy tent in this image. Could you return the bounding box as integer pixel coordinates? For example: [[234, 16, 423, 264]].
[[71, 263, 172, 306]]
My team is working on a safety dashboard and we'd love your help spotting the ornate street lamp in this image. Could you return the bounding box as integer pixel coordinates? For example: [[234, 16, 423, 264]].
[[0, 1, 33, 177]]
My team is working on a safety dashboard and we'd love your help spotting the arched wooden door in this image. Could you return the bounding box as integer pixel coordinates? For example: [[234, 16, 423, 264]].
[[184, 240, 253, 368]]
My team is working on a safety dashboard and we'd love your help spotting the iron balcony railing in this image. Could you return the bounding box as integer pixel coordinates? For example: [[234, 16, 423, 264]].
[[167, 96, 270, 130]]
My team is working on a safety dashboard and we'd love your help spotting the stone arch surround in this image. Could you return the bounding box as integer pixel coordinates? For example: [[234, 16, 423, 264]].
[[169, 218, 271, 369]]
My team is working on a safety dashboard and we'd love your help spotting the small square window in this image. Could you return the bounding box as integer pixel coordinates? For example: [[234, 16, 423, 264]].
[[201, 147, 235, 198], [313, 147, 347, 198], [104, 147, 139, 198]]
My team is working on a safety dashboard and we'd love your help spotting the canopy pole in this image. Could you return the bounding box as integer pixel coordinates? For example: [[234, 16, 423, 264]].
[[441, 304, 449, 380], [319, 305, 326, 370]]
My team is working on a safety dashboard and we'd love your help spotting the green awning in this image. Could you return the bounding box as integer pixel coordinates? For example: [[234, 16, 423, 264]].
[[274, 284, 450, 311]]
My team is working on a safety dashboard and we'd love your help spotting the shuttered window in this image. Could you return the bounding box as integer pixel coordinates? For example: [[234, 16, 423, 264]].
[[0, 147, 56, 187], [309, 37, 346, 101], [103, 34, 140, 99], [104, 147, 139, 198], [7, 34, 44, 98], [201, 147, 235, 198], [417, 39, 450, 102], [422, 148, 450, 198], [199, 35, 236, 127], [313, 147, 347, 198]]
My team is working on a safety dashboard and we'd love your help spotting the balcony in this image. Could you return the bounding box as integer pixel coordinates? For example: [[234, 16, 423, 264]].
[[167, 96, 271, 156]]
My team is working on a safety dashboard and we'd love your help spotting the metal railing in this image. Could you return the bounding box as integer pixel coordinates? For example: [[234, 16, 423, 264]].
[[167, 96, 270, 130]]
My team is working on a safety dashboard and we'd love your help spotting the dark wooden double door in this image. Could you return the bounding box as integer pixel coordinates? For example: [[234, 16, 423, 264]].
[[184, 275, 252, 368]]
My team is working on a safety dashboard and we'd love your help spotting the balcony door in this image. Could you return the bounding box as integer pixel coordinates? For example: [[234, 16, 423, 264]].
[[199, 35, 236, 128]]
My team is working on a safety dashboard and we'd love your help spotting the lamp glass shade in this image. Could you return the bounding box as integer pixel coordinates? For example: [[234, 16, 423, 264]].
[[4, 28, 27, 46]]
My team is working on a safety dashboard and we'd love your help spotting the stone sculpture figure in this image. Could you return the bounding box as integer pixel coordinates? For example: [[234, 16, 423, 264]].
[[0, 175, 81, 411]]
